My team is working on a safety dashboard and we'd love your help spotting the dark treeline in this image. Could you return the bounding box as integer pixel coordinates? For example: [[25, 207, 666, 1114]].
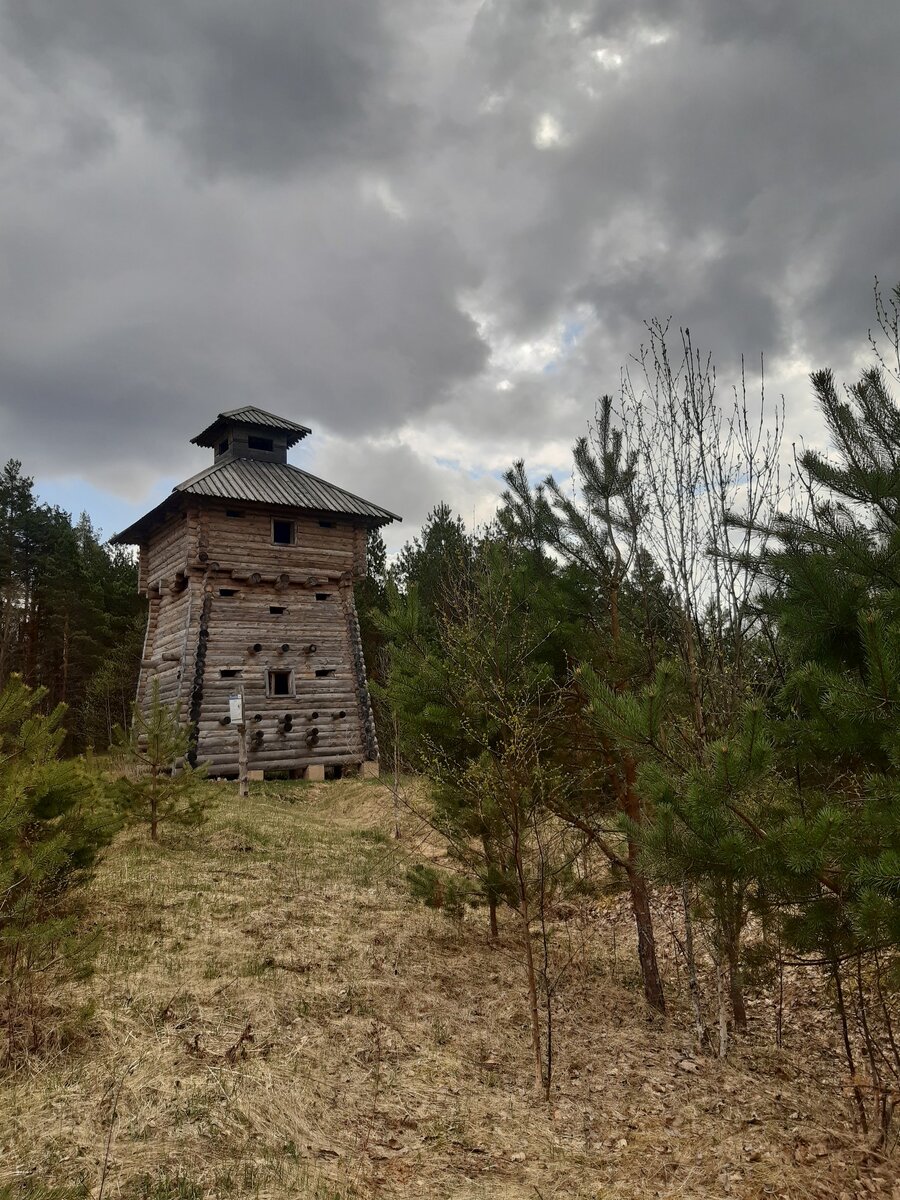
[[0, 461, 145, 751], [359, 282, 900, 1134]]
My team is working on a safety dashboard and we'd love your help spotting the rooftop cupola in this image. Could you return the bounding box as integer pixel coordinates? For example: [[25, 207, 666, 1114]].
[[191, 406, 312, 466]]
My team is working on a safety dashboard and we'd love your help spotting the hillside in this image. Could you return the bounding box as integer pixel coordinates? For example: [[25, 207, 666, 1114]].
[[1, 779, 894, 1200]]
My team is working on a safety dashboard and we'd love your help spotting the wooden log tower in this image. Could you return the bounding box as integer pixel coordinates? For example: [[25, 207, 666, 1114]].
[[112, 407, 399, 780]]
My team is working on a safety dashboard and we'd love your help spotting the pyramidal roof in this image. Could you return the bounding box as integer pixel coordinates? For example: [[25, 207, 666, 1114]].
[[111, 409, 399, 544], [175, 457, 400, 523], [191, 406, 312, 448]]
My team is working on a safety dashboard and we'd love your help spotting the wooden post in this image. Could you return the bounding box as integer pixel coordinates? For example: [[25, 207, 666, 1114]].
[[230, 691, 249, 798], [238, 721, 248, 798]]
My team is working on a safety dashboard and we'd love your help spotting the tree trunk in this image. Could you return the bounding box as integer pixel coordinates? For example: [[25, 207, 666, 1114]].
[[715, 956, 729, 1058], [681, 881, 705, 1047], [488, 895, 499, 939], [513, 827, 545, 1097], [727, 940, 747, 1032], [520, 908, 544, 1097], [626, 856, 666, 1014], [622, 755, 666, 1015], [833, 959, 868, 1135], [609, 582, 666, 1016], [150, 774, 159, 842]]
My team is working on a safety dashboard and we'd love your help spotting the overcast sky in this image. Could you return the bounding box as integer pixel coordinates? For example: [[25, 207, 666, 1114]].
[[2, 0, 899, 549]]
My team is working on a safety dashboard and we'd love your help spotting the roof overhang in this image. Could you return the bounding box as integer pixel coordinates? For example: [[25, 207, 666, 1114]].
[[110, 494, 186, 545], [110, 489, 399, 546], [191, 408, 312, 449]]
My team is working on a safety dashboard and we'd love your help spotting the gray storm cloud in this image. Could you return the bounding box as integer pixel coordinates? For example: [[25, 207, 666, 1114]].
[[0, 0, 898, 528]]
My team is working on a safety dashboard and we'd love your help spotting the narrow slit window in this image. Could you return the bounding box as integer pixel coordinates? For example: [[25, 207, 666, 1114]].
[[248, 435, 274, 452], [226, 509, 244, 519], [318, 520, 335, 528], [270, 605, 286, 615], [315, 668, 336, 678], [220, 668, 242, 679], [219, 588, 239, 597], [267, 669, 294, 696], [315, 593, 331, 601], [273, 519, 295, 545]]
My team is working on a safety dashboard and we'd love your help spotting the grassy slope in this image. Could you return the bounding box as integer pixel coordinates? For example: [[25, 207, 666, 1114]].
[[0, 779, 892, 1200]]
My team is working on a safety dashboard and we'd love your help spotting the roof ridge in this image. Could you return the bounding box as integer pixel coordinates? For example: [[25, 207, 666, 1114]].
[[219, 405, 309, 429]]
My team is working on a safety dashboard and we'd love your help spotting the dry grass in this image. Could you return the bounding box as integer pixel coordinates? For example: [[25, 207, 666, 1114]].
[[1, 778, 898, 1199]]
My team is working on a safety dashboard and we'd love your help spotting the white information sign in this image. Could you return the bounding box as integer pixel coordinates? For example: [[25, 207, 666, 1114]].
[[229, 694, 244, 725]]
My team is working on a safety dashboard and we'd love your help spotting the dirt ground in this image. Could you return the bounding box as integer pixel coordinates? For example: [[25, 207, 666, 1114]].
[[1, 778, 897, 1199]]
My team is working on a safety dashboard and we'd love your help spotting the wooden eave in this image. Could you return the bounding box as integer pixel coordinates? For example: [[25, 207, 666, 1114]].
[[111, 459, 400, 545]]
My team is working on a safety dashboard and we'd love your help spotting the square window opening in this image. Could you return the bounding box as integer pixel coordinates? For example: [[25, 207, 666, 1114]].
[[273, 519, 294, 545], [248, 435, 274, 452], [218, 438, 229, 454], [315, 592, 331, 601], [270, 605, 286, 615], [268, 669, 293, 696]]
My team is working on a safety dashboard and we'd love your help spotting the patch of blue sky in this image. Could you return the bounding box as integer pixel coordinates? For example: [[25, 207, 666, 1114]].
[[562, 318, 586, 348], [435, 455, 500, 483], [35, 475, 178, 542], [542, 315, 587, 375], [434, 455, 462, 472]]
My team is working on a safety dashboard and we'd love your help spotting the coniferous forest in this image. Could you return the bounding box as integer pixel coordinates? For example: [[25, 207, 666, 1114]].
[[359, 283, 900, 1139], [6, 286, 900, 1194]]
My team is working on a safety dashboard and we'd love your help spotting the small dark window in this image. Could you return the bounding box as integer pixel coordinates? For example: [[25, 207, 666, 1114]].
[[218, 438, 229, 454], [315, 592, 330, 601], [315, 668, 336, 678], [268, 669, 293, 696], [273, 519, 294, 545], [220, 668, 242, 679], [219, 588, 239, 597], [226, 509, 244, 519], [319, 520, 335, 528], [248, 435, 274, 452], [270, 605, 286, 615]]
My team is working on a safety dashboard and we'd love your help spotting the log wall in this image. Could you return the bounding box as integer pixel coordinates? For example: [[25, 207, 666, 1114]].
[[134, 500, 376, 776], [201, 505, 363, 579]]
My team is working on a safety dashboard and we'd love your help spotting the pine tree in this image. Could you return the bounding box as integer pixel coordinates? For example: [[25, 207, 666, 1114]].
[[581, 660, 772, 1047], [114, 682, 207, 842], [502, 397, 668, 1015], [0, 462, 144, 748], [377, 548, 570, 1097], [0, 675, 115, 1059]]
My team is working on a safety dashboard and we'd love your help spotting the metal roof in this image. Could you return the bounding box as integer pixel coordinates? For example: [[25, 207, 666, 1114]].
[[191, 407, 312, 448], [112, 457, 400, 544]]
